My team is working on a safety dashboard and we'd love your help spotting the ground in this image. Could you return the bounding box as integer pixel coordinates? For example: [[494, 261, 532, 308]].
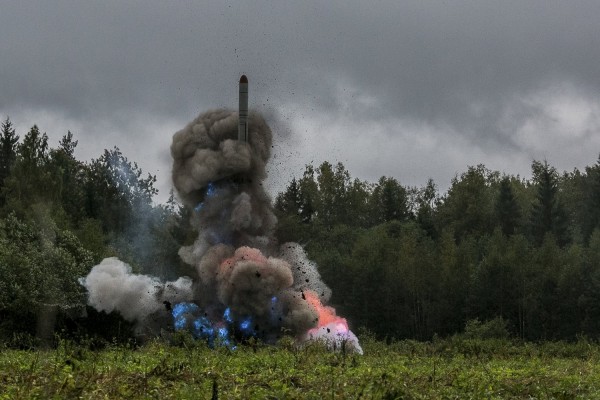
[[1, 335, 600, 399]]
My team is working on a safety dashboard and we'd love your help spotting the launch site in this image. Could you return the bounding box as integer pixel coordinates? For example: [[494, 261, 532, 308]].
[[2, 1, 600, 398]]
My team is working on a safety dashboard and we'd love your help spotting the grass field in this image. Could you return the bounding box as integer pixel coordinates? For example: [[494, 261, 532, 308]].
[[1, 335, 600, 399]]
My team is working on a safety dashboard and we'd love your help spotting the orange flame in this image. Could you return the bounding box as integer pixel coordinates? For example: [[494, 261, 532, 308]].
[[303, 290, 348, 331]]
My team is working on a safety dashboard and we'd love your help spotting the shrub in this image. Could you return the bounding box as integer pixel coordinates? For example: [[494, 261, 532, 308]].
[[463, 317, 510, 340]]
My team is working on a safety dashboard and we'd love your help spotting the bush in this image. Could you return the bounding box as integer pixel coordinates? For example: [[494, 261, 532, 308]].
[[463, 317, 510, 340]]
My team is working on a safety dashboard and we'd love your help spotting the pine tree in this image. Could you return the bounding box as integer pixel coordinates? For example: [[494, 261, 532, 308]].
[[582, 156, 600, 242], [496, 177, 521, 236], [274, 178, 302, 215], [369, 176, 409, 224], [2, 125, 51, 208], [0, 117, 19, 189], [19, 125, 49, 167], [49, 131, 85, 225], [530, 160, 569, 246]]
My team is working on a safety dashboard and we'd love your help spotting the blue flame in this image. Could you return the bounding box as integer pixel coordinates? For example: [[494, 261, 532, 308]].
[[239, 316, 256, 337], [172, 303, 200, 331], [194, 183, 218, 213], [172, 302, 225, 347], [240, 319, 251, 330], [217, 326, 236, 349], [172, 302, 262, 349], [172, 302, 199, 318], [206, 182, 216, 197], [223, 307, 233, 323]]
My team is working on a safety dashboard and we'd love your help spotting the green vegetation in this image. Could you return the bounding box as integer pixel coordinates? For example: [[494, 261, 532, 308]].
[[3, 117, 600, 397], [2, 116, 600, 347], [276, 161, 600, 341], [0, 118, 189, 343], [2, 336, 600, 399]]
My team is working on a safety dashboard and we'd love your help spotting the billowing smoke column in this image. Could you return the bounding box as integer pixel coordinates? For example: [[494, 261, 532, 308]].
[[80, 76, 362, 354]]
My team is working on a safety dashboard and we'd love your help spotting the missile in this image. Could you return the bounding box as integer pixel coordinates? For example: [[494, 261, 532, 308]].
[[238, 75, 249, 142]]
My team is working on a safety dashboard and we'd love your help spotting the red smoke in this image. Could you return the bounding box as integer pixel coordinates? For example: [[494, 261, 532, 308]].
[[303, 290, 349, 332], [220, 246, 267, 270]]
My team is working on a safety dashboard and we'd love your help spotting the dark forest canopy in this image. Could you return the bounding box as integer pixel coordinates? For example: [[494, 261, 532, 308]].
[[274, 159, 600, 341], [2, 117, 600, 345]]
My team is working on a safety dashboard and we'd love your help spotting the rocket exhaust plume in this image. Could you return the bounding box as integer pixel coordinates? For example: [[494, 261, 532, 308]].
[[80, 76, 362, 354]]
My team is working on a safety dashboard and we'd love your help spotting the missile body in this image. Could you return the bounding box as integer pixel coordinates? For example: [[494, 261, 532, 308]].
[[238, 75, 249, 142]]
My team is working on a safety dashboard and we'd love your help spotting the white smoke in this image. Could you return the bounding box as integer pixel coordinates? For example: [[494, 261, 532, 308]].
[[80, 257, 193, 323], [302, 322, 364, 355]]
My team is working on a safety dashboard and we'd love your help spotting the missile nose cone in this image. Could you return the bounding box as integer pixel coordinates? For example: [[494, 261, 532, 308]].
[[240, 75, 248, 84]]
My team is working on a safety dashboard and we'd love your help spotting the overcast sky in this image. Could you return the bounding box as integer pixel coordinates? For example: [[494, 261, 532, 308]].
[[2, 1, 600, 202]]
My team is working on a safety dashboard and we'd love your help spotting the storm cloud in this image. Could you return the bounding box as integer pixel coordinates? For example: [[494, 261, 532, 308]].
[[1, 1, 600, 197]]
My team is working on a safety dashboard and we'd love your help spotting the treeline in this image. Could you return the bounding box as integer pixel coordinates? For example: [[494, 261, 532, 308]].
[[275, 160, 600, 341], [0, 118, 192, 343], [2, 115, 600, 344]]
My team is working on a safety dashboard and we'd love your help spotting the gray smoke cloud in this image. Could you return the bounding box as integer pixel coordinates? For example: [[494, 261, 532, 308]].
[[280, 242, 332, 303], [171, 109, 271, 206], [172, 109, 277, 253], [170, 109, 327, 337], [81, 109, 362, 353]]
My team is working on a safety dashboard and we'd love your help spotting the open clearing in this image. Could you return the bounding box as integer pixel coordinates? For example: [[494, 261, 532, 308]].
[[1, 337, 599, 399]]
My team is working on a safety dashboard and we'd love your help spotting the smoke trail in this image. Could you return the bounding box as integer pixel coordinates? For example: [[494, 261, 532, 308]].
[[81, 109, 362, 354]]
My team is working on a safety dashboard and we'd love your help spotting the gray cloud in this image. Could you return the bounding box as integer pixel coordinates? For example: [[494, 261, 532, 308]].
[[2, 1, 600, 199]]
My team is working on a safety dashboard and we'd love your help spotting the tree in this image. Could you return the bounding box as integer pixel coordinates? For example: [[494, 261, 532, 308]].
[[286, 162, 357, 227], [275, 178, 302, 216], [316, 162, 351, 227], [580, 229, 600, 337], [0, 117, 19, 192], [530, 160, 569, 246], [396, 222, 438, 339], [529, 234, 564, 339], [414, 179, 438, 238], [82, 147, 162, 273], [554, 243, 585, 338], [437, 165, 497, 241], [0, 212, 94, 343], [1, 125, 53, 211], [84, 147, 157, 234], [345, 178, 371, 228], [495, 177, 521, 236], [348, 223, 403, 337], [581, 156, 600, 243], [346, 221, 439, 339], [297, 165, 319, 223], [436, 228, 467, 335], [49, 131, 87, 226], [468, 229, 520, 324], [369, 176, 410, 225], [19, 125, 49, 168]]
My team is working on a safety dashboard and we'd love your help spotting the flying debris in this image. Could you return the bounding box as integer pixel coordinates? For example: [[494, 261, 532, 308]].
[[238, 75, 249, 142]]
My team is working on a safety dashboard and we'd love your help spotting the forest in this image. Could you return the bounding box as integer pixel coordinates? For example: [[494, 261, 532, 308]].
[[1, 116, 600, 345]]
